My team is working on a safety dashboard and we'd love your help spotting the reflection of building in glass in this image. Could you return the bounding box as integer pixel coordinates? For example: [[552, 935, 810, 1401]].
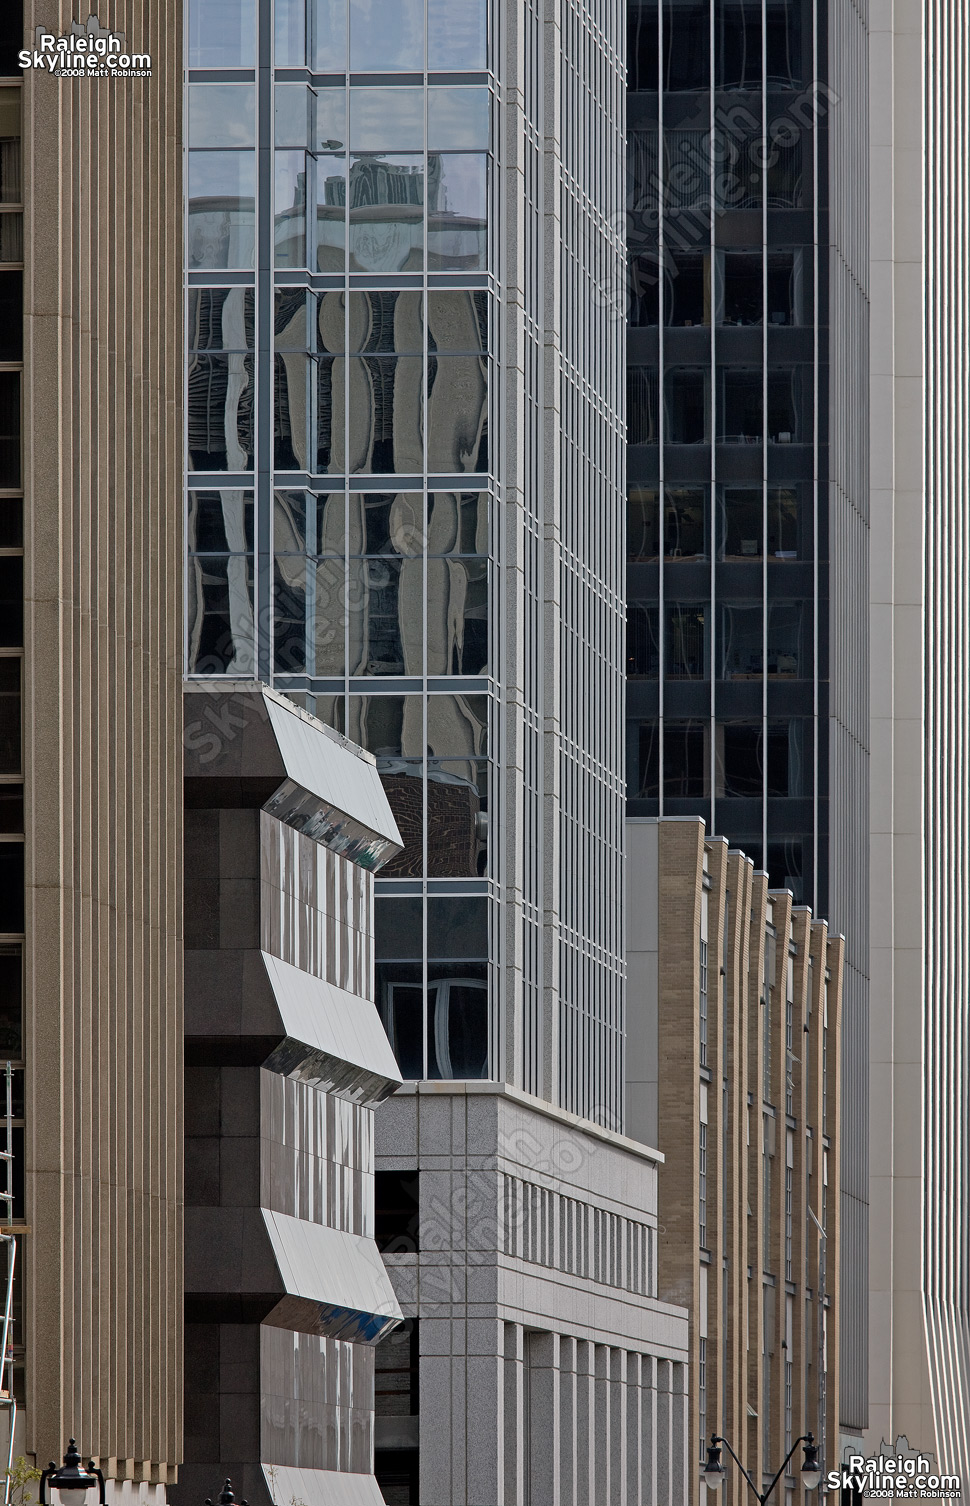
[[185, 2, 690, 1501]]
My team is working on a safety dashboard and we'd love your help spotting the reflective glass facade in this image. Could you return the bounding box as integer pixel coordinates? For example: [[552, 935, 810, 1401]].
[[625, 0, 825, 909], [186, 0, 627, 1119]]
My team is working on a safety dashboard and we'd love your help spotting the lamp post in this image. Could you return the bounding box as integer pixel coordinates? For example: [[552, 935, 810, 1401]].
[[38, 1442, 105, 1506], [701, 1432, 823, 1502]]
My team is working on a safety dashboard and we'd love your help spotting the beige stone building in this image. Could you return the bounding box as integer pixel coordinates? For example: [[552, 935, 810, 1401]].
[[627, 818, 843, 1504]]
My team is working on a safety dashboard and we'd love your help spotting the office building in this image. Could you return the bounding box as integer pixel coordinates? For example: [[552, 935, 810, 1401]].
[[627, 817, 843, 1500], [624, 0, 870, 1443], [3, 0, 184, 1494], [185, 0, 692, 1502], [178, 685, 407, 1506], [867, 0, 970, 1473]]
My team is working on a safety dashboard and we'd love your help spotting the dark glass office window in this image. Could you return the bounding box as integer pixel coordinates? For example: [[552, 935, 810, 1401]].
[[717, 0, 762, 88], [0, 500, 20, 549], [719, 252, 762, 326], [0, 557, 21, 647], [666, 369, 709, 444], [666, 602, 708, 679], [666, 253, 709, 326], [766, 600, 806, 677], [628, 5, 659, 90], [664, 0, 710, 90], [0, 943, 21, 1055], [766, 1, 803, 85], [375, 1317, 420, 1417], [767, 368, 810, 443], [0, 786, 21, 833], [719, 370, 762, 443], [628, 367, 659, 445], [766, 720, 809, 795], [627, 604, 660, 677], [375, 1171, 420, 1254], [0, 8, 23, 77], [665, 720, 707, 797], [720, 602, 762, 678], [766, 137, 804, 208], [767, 839, 803, 903], [633, 719, 660, 798], [375, 1449, 419, 1506], [0, 271, 21, 360], [0, 843, 23, 933], [719, 721, 809, 797], [629, 253, 660, 327], [0, 372, 19, 487], [628, 488, 660, 560], [720, 488, 763, 557], [0, 657, 19, 773], [187, 354, 255, 471], [720, 723, 763, 795], [767, 252, 806, 326], [663, 488, 707, 558]]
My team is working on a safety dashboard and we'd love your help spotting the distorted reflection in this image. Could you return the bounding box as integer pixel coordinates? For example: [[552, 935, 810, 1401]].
[[349, 155, 424, 273], [186, 489, 255, 674]]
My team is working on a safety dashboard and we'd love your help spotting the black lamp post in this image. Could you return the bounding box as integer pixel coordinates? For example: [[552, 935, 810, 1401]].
[[38, 1442, 105, 1506], [701, 1432, 823, 1502]]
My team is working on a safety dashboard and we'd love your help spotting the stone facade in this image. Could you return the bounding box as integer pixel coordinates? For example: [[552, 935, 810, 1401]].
[[627, 818, 843, 1505]]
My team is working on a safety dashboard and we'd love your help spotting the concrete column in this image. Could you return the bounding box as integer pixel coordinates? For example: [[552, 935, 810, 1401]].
[[527, 1331, 560, 1506]]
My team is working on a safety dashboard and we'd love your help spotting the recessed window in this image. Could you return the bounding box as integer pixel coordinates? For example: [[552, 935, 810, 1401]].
[[375, 1171, 420, 1254]]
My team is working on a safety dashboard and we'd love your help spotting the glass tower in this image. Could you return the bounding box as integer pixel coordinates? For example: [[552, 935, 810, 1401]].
[[624, 0, 871, 1433], [185, 0, 627, 1124]]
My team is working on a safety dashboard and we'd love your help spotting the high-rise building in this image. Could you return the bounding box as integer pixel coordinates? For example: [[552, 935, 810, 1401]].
[[624, 0, 871, 1444], [626, 816, 843, 1499], [867, 0, 970, 1473], [184, 0, 693, 1502], [4, 1, 184, 1493]]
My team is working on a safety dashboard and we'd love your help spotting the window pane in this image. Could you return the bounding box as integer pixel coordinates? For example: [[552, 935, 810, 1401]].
[[426, 965, 489, 1080], [315, 354, 345, 472], [187, 490, 255, 553], [188, 0, 256, 67], [664, 720, 708, 797], [720, 602, 762, 678], [312, 557, 348, 675], [0, 500, 21, 549], [0, 216, 22, 264], [276, 85, 311, 149], [347, 355, 424, 474], [427, 154, 487, 271], [428, 89, 490, 151], [0, 272, 20, 361], [664, 488, 707, 558], [627, 604, 660, 677], [719, 722, 763, 796], [0, 846, 23, 934], [275, 150, 307, 268], [379, 970, 425, 1080], [427, 759, 487, 877], [719, 488, 763, 558], [0, 787, 23, 834], [350, 89, 424, 152], [426, 558, 488, 674], [350, 0, 424, 71], [275, 0, 306, 66], [716, 0, 761, 87], [274, 555, 307, 674], [628, 5, 659, 91], [767, 488, 801, 558], [427, 354, 488, 473], [665, 369, 709, 444], [767, 251, 807, 326], [347, 290, 424, 354], [629, 367, 659, 442], [348, 695, 425, 758], [349, 156, 424, 274], [275, 353, 310, 470], [719, 371, 762, 443], [311, 0, 348, 70], [427, 491, 487, 554], [0, 658, 20, 774], [186, 555, 255, 674], [187, 354, 255, 471], [349, 492, 425, 556], [428, 290, 487, 352], [0, 558, 22, 648], [188, 287, 255, 351], [0, 372, 19, 487], [766, 719, 809, 796], [767, 601, 805, 677], [665, 0, 709, 89], [316, 491, 347, 555], [428, 0, 487, 69], [665, 252, 709, 326], [633, 719, 660, 799], [767, 368, 809, 443], [0, 943, 21, 1054], [313, 156, 347, 272], [628, 488, 660, 561], [426, 694, 488, 757], [188, 154, 256, 270], [666, 603, 708, 679], [188, 85, 256, 148], [348, 556, 423, 676], [718, 251, 762, 326]]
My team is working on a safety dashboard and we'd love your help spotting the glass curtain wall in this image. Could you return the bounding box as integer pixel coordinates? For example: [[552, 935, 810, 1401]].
[[186, 0, 497, 1079], [626, 0, 824, 906]]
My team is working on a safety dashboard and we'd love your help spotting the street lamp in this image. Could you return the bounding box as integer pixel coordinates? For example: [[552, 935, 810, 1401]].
[[701, 1432, 823, 1501], [38, 1442, 105, 1506]]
